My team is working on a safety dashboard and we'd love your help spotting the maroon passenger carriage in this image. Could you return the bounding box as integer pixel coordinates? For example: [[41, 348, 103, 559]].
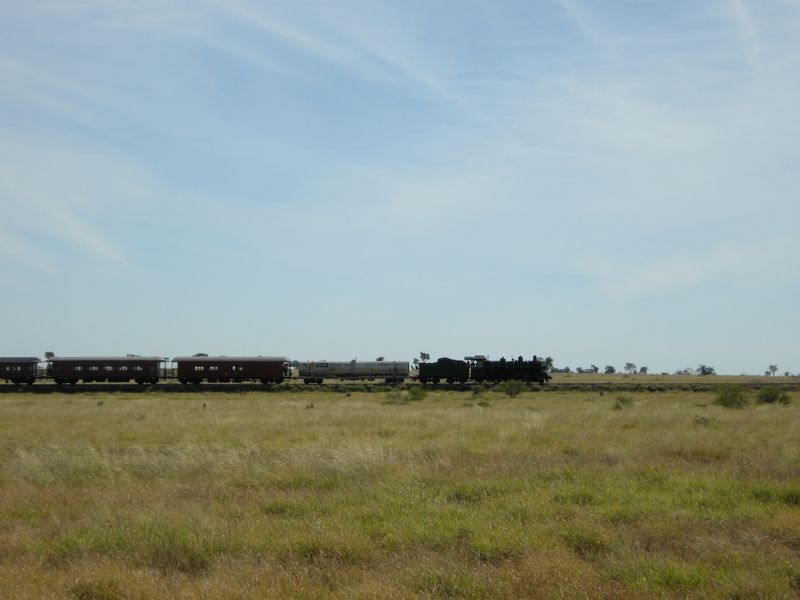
[[172, 356, 290, 385], [1, 357, 41, 385], [48, 357, 167, 385]]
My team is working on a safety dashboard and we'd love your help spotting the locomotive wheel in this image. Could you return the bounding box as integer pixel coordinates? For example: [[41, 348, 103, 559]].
[[446, 378, 454, 384], [179, 378, 188, 385], [459, 378, 467, 384], [432, 378, 440, 385]]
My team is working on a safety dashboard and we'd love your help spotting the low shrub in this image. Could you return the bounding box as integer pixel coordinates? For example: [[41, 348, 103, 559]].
[[407, 386, 427, 402], [613, 395, 634, 410], [383, 390, 408, 405], [713, 385, 748, 408], [756, 386, 791, 405], [499, 380, 526, 398]]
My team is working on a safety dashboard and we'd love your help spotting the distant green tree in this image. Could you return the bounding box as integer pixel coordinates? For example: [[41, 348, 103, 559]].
[[604, 365, 616, 374], [44, 351, 55, 360], [639, 366, 649, 374], [376, 357, 385, 362], [769, 365, 778, 376], [624, 362, 637, 374], [590, 365, 600, 373], [420, 352, 430, 363], [543, 356, 554, 371], [697, 365, 716, 376]]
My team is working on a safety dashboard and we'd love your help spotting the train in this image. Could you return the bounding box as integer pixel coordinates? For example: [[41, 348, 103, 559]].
[[2, 353, 551, 386]]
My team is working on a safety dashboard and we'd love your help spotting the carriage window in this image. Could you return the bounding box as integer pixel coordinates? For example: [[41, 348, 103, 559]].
[[73, 366, 83, 371], [89, 366, 99, 371], [133, 366, 143, 371], [104, 366, 113, 371], [194, 366, 205, 371], [209, 366, 218, 371], [119, 366, 128, 371]]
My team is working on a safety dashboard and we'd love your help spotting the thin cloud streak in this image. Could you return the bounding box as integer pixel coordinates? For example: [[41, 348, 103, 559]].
[[576, 234, 800, 301]]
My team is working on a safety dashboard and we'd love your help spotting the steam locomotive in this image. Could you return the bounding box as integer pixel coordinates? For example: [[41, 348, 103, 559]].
[[419, 355, 551, 385]]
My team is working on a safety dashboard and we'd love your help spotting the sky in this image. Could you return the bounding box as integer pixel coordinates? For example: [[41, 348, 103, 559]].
[[1, 0, 798, 375]]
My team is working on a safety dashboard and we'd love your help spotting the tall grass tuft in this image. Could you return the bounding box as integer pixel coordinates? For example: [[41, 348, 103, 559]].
[[68, 578, 123, 600], [412, 566, 487, 599]]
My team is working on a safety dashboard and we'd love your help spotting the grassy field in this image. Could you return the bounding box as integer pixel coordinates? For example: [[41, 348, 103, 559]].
[[0, 385, 798, 599]]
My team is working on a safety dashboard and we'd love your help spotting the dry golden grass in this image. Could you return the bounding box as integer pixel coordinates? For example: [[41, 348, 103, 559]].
[[0, 386, 798, 598]]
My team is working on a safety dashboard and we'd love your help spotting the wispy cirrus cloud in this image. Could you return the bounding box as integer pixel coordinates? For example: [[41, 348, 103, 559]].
[[0, 134, 151, 267]]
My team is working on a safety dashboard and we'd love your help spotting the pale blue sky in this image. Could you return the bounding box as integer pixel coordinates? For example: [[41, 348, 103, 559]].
[[2, 1, 798, 374]]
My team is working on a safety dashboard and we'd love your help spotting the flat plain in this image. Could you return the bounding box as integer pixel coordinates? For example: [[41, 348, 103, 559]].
[[1, 383, 798, 599]]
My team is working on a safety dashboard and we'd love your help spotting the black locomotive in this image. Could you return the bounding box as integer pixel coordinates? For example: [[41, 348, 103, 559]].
[[419, 355, 551, 385]]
